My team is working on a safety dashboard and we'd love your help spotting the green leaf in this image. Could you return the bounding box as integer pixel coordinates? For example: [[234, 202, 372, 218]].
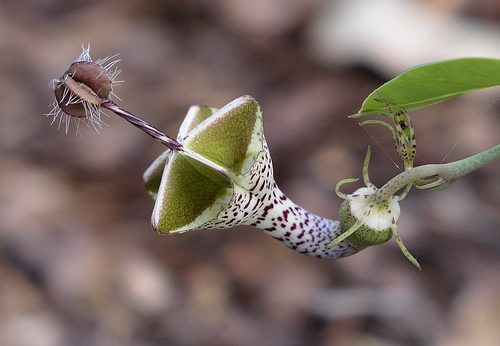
[[358, 58, 500, 114]]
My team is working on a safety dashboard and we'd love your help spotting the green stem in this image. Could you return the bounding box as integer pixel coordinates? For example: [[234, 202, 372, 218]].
[[374, 144, 500, 201], [437, 144, 500, 182]]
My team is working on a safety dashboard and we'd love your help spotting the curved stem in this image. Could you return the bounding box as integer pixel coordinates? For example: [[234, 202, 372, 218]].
[[374, 144, 500, 201], [429, 144, 500, 185]]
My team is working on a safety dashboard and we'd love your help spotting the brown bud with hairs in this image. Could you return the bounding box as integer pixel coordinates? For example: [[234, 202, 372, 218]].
[[47, 45, 121, 132], [54, 61, 112, 117]]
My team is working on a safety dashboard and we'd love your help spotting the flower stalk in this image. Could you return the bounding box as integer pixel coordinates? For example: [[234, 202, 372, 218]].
[[101, 100, 183, 151]]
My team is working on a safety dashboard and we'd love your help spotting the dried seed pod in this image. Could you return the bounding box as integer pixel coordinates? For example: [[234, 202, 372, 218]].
[[47, 45, 121, 132], [54, 61, 112, 118]]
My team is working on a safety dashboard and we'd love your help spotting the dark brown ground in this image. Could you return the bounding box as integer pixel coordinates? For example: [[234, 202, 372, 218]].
[[1, 1, 499, 345]]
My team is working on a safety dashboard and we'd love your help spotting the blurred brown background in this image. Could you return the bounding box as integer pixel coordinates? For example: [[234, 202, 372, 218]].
[[1, 0, 499, 345]]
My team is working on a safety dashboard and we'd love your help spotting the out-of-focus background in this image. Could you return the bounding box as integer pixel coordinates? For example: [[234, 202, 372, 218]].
[[1, 0, 499, 345]]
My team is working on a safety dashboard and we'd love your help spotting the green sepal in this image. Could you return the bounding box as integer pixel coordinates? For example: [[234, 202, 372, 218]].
[[177, 105, 219, 140], [151, 152, 232, 234], [182, 96, 263, 174], [143, 150, 171, 200]]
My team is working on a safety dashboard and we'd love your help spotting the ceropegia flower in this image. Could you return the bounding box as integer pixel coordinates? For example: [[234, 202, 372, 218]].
[[142, 95, 366, 259], [47, 46, 500, 268]]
